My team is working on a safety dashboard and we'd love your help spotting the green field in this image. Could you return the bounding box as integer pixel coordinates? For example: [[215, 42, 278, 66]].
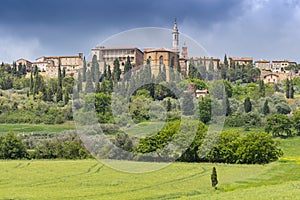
[[1, 136, 300, 199], [0, 122, 76, 134]]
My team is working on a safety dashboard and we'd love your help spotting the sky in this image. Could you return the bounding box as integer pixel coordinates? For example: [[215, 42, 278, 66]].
[[1, 0, 300, 63]]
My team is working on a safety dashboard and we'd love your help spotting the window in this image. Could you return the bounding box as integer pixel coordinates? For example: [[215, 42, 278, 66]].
[[159, 56, 163, 65], [171, 57, 175, 67]]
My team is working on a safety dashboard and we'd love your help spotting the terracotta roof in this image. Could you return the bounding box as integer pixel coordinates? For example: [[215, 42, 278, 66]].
[[255, 60, 270, 63]]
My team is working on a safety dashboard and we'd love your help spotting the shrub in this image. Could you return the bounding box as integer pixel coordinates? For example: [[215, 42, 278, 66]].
[[0, 132, 28, 159]]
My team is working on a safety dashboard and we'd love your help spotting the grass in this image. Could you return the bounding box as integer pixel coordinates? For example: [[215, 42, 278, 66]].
[[1, 160, 300, 199], [123, 121, 165, 136], [0, 136, 300, 199], [0, 121, 76, 134]]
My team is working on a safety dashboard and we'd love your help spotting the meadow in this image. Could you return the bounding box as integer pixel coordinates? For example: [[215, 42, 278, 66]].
[[1, 136, 300, 199], [0, 122, 76, 134]]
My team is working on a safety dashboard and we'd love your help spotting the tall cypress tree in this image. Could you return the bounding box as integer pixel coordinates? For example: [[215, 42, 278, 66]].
[[225, 96, 232, 116], [113, 58, 121, 82], [244, 97, 252, 113], [77, 71, 82, 92], [289, 79, 294, 99], [259, 80, 265, 97], [263, 100, 270, 115], [286, 79, 290, 99], [30, 71, 34, 94], [91, 55, 98, 82], [83, 56, 87, 82], [107, 65, 112, 81], [58, 66, 62, 88], [62, 67, 66, 79], [211, 167, 218, 189], [85, 69, 94, 93], [124, 56, 132, 81]]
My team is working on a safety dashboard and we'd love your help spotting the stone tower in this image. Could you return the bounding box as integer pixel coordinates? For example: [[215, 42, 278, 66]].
[[172, 19, 179, 53], [181, 42, 188, 59]]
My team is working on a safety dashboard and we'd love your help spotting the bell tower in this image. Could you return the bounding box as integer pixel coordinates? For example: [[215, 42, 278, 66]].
[[172, 19, 179, 53]]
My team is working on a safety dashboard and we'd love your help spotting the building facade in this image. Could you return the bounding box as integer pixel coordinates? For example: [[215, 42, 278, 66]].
[[229, 57, 253, 67], [16, 59, 32, 71], [255, 60, 271, 71], [91, 46, 144, 73], [32, 53, 83, 78], [143, 47, 180, 79], [271, 60, 297, 73]]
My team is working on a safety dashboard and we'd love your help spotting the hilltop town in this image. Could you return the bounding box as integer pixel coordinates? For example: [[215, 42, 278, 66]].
[[5, 21, 299, 86]]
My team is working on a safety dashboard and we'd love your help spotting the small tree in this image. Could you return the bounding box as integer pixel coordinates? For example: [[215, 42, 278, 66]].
[[211, 167, 218, 189]]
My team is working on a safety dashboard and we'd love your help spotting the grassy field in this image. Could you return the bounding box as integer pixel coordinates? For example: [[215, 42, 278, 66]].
[[1, 136, 300, 199], [0, 122, 76, 134]]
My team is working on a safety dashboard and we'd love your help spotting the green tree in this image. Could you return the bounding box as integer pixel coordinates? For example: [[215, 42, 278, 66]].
[[124, 56, 132, 81], [62, 67, 66, 79], [265, 114, 293, 137], [276, 102, 291, 114], [244, 97, 252, 113], [211, 167, 218, 189], [263, 100, 270, 115], [113, 59, 121, 82], [85, 69, 94, 93], [225, 96, 232, 116], [259, 80, 265, 97], [182, 93, 194, 115], [166, 98, 172, 112], [63, 89, 69, 105], [198, 97, 212, 123], [77, 71, 82, 92], [83, 56, 87, 82], [293, 111, 300, 136], [0, 132, 28, 159], [235, 132, 283, 164]]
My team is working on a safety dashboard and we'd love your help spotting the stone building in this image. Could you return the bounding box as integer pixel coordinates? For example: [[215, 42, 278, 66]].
[[255, 60, 271, 71], [271, 60, 297, 73], [263, 73, 280, 84], [16, 59, 32, 71], [143, 47, 179, 77], [91, 46, 144, 73], [32, 53, 83, 78], [229, 57, 253, 67], [193, 57, 220, 71]]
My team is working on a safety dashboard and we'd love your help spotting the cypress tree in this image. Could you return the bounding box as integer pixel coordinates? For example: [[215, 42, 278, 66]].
[[91, 55, 98, 82], [83, 56, 87, 82], [124, 56, 132, 81], [289, 79, 294, 99], [63, 89, 69, 105], [56, 86, 63, 102], [58, 66, 62, 88], [166, 98, 172, 112], [225, 96, 232, 116], [85, 69, 94, 93], [30, 71, 34, 94], [113, 58, 121, 82], [244, 97, 252, 113], [259, 80, 265, 97], [211, 167, 218, 189], [286, 79, 290, 99], [162, 65, 167, 82], [77, 71, 82, 92], [107, 65, 112, 81], [62, 67, 66, 79], [263, 100, 270, 115]]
